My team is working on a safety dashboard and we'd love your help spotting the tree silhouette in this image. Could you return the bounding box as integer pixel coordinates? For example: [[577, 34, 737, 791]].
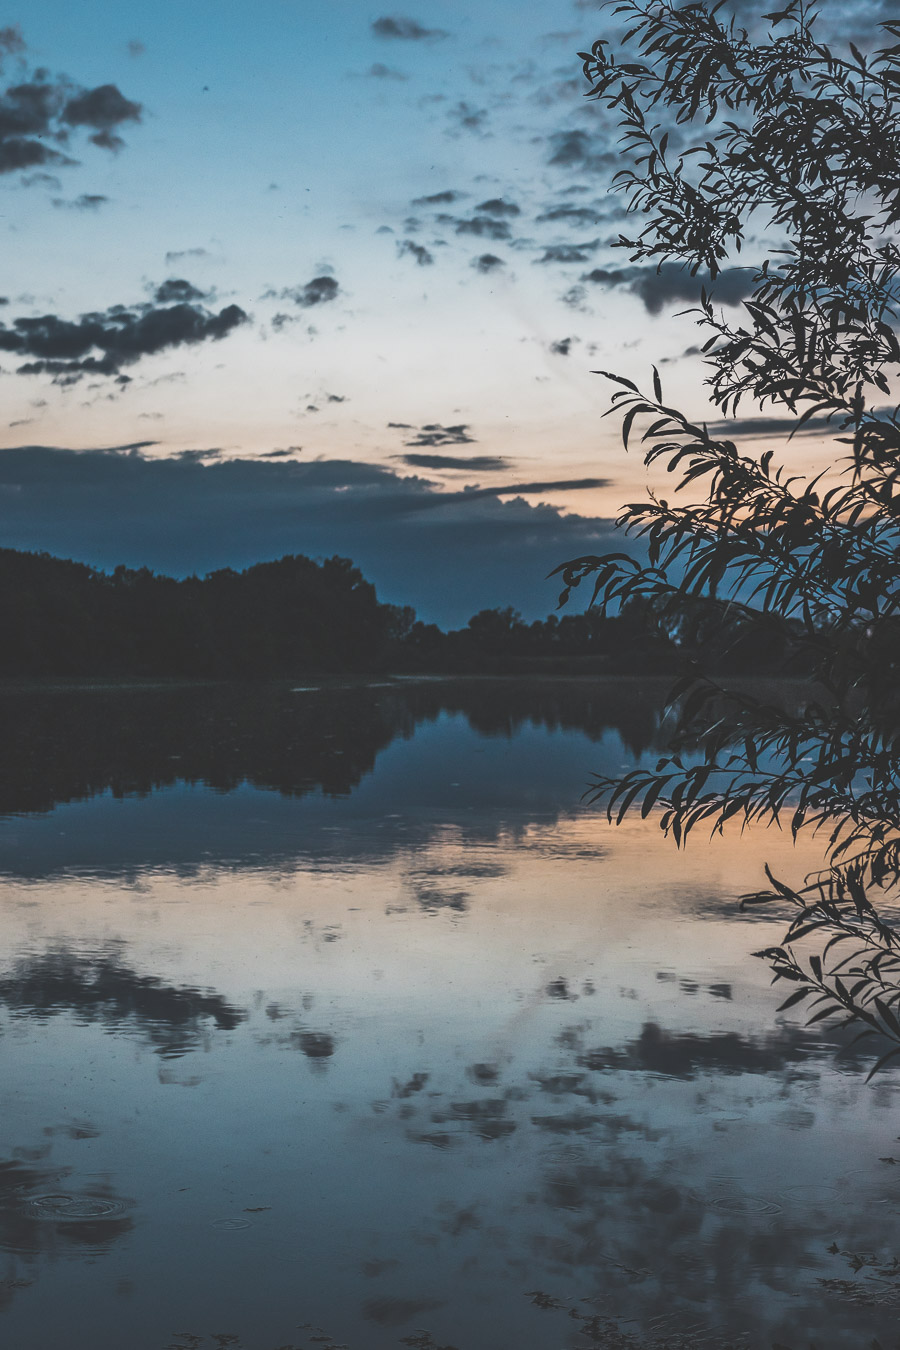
[[554, 0, 900, 1074]]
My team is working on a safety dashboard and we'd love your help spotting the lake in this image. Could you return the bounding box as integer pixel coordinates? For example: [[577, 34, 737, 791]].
[[0, 678, 897, 1350]]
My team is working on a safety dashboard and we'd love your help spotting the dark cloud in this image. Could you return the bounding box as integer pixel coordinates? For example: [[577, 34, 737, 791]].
[[412, 189, 461, 206], [705, 412, 842, 440], [547, 129, 616, 172], [403, 423, 475, 447], [455, 215, 511, 241], [580, 266, 628, 286], [535, 241, 600, 264], [62, 83, 141, 151], [475, 197, 520, 217], [448, 101, 487, 133], [20, 169, 60, 188], [458, 476, 608, 499], [0, 57, 142, 175], [396, 453, 512, 471], [0, 297, 248, 383], [550, 337, 575, 356], [471, 253, 505, 273], [0, 25, 25, 63], [271, 276, 339, 307], [560, 284, 587, 308], [581, 262, 754, 314], [371, 16, 449, 40], [627, 262, 754, 315], [536, 203, 606, 226], [51, 192, 108, 210], [0, 447, 624, 624], [154, 278, 209, 304], [165, 247, 210, 264], [367, 62, 407, 79], [397, 239, 433, 266]]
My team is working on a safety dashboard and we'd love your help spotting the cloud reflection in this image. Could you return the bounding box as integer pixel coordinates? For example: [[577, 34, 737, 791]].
[[0, 946, 245, 1057]]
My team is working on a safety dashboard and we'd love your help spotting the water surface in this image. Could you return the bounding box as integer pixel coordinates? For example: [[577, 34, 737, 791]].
[[0, 679, 896, 1349]]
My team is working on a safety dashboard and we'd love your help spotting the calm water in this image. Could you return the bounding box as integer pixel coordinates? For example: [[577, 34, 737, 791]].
[[0, 678, 898, 1350]]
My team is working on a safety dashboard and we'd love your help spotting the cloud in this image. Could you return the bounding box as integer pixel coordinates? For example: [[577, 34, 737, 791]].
[[62, 83, 141, 151], [368, 62, 407, 79], [397, 239, 433, 266], [127, 39, 145, 58], [412, 189, 461, 206], [455, 476, 609, 501], [547, 129, 616, 171], [0, 55, 143, 174], [536, 203, 606, 226], [20, 170, 60, 189], [705, 412, 842, 439], [550, 337, 576, 356], [402, 423, 475, 446], [0, 297, 248, 382], [475, 197, 520, 217], [271, 276, 339, 307], [0, 25, 25, 64], [471, 253, 505, 273], [581, 262, 754, 314], [455, 215, 511, 241], [627, 263, 754, 314], [165, 247, 210, 265], [0, 447, 625, 624], [396, 452, 512, 471], [448, 101, 487, 133], [154, 278, 209, 303], [371, 16, 449, 40], [51, 193, 109, 210], [535, 241, 600, 263]]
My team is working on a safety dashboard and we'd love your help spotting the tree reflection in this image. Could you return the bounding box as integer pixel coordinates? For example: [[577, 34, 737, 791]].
[[0, 678, 676, 816], [0, 946, 245, 1057]]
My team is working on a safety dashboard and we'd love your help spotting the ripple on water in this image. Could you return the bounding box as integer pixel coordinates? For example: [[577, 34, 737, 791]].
[[24, 1193, 129, 1222], [211, 1216, 251, 1231], [701, 1182, 782, 1225]]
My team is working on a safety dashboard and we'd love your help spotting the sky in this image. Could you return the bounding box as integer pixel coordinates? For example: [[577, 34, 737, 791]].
[[0, 0, 888, 623]]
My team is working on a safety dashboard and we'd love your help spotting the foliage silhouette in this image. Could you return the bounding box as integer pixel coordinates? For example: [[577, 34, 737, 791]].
[[0, 544, 803, 677], [0, 549, 405, 677], [552, 0, 900, 1070]]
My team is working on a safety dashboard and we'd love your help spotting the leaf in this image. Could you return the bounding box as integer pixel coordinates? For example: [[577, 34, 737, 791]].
[[777, 987, 812, 1011], [866, 1046, 900, 1084]]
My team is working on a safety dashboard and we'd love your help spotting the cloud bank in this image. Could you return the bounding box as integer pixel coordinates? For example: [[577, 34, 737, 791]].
[[0, 447, 625, 624]]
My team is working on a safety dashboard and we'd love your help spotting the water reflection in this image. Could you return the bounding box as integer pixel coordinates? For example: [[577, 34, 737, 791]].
[[0, 1158, 133, 1284], [0, 680, 895, 1349], [0, 945, 244, 1057], [0, 677, 669, 814]]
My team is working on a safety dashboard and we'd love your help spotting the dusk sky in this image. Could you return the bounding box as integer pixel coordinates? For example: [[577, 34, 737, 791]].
[[0, 0, 882, 622]]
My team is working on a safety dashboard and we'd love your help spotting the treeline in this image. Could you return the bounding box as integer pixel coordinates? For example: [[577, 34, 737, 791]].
[[0, 549, 403, 677], [0, 547, 802, 677]]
